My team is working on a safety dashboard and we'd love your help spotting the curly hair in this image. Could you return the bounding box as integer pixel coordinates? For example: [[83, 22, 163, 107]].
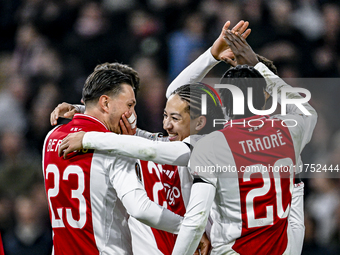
[[171, 83, 225, 134], [220, 65, 267, 119]]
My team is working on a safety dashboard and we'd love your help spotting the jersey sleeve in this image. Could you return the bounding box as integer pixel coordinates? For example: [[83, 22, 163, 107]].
[[108, 156, 183, 234], [166, 47, 220, 98], [172, 182, 216, 255], [289, 182, 305, 255], [255, 62, 318, 159], [73, 104, 85, 114], [108, 156, 144, 199], [135, 128, 169, 141], [188, 132, 222, 187], [121, 189, 183, 234], [83, 131, 190, 166]]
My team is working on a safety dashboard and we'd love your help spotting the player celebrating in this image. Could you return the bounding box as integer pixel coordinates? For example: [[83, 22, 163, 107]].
[[171, 32, 317, 254], [50, 20, 251, 255], [51, 21, 309, 254], [43, 68, 184, 255]]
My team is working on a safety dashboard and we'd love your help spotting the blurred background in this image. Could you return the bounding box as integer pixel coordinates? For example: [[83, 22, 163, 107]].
[[0, 0, 340, 254]]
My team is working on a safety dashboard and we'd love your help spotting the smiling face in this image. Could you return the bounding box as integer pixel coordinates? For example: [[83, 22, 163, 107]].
[[106, 84, 136, 134], [163, 94, 200, 142]]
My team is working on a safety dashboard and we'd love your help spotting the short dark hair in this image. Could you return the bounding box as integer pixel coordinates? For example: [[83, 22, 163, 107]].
[[94, 62, 140, 95], [220, 65, 267, 119], [171, 83, 225, 134], [82, 69, 133, 104]]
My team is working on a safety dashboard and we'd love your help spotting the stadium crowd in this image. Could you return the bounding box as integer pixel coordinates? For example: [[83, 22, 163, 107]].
[[0, 0, 340, 254]]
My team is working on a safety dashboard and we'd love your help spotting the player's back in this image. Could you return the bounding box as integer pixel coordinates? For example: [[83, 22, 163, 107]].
[[43, 114, 134, 255], [193, 115, 296, 255]]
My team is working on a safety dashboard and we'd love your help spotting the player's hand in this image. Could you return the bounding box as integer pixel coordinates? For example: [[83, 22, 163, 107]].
[[50, 102, 80, 126], [194, 232, 211, 255], [222, 30, 259, 67], [211, 20, 251, 61], [58, 131, 86, 158], [120, 111, 137, 135]]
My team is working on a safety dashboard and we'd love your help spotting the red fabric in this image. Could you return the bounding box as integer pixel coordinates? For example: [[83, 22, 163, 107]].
[[138, 161, 186, 255], [0, 232, 4, 255], [43, 114, 108, 255], [220, 115, 295, 254]]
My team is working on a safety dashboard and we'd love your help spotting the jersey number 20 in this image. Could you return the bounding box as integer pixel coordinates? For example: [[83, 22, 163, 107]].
[[244, 158, 293, 228]]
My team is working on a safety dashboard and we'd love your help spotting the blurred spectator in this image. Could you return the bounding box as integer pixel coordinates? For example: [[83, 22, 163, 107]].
[[168, 11, 207, 80], [327, 129, 340, 168], [0, 75, 28, 134], [62, 1, 124, 75], [0, 0, 339, 253], [123, 9, 166, 69], [26, 81, 60, 154], [0, 129, 42, 197], [291, 0, 324, 41], [302, 213, 335, 255], [240, 0, 271, 50], [11, 24, 49, 78], [0, 0, 20, 52], [306, 177, 340, 245], [133, 56, 167, 133], [2, 194, 52, 255], [0, 192, 14, 235]]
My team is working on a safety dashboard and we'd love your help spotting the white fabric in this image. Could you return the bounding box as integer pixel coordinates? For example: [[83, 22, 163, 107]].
[[182, 131, 243, 253], [43, 115, 183, 255], [83, 132, 191, 166], [255, 62, 318, 164], [128, 217, 164, 255], [172, 183, 216, 255], [127, 114, 136, 129], [89, 151, 141, 254], [74, 104, 85, 114], [173, 63, 317, 254], [127, 114, 136, 123], [288, 182, 305, 255], [122, 189, 182, 234]]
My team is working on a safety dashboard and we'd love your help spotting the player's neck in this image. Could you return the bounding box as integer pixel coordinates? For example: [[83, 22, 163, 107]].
[[84, 107, 107, 128]]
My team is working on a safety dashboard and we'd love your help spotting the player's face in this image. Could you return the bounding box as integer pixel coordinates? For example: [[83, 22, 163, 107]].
[[106, 84, 136, 134], [163, 94, 199, 142]]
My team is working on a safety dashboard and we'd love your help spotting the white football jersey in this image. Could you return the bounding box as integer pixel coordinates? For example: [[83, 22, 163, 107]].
[[43, 114, 143, 254]]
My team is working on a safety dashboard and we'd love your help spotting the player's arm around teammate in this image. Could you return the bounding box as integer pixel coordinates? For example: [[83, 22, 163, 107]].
[[172, 30, 317, 255], [52, 20, 252, 168], [223, 31, 317, 255]]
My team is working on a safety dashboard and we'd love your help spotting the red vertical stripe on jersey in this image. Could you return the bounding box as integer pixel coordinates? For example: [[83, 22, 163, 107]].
[[139, 161, 186, 255], [0, 232, 4, 255], [220, 116, 295, 255], [44, 115, 108, 255]]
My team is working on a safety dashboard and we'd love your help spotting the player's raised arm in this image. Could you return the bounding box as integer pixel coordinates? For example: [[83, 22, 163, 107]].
[[166, 20, 251, 98], [211, 20, 251, 61], [224, 31, 317, 151], [223, 31, 315, 254]]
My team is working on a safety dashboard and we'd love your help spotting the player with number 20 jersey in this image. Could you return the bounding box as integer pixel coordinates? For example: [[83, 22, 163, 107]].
[[172, 62, 317, 255]]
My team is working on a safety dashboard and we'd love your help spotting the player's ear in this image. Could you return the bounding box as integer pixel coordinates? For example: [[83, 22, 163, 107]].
[[99, 95, 110, 113], [195, 116, 207, 131]]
